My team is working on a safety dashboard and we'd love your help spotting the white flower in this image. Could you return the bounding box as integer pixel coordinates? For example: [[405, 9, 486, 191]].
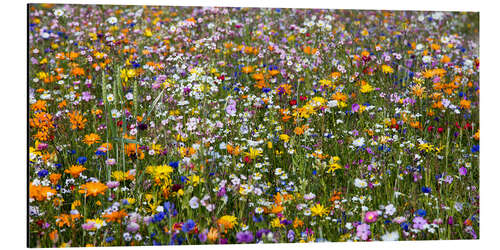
[[354, 178, 367, 188], [422, 56, 433, 64], [111, 109, 121, 119], [125, 92, 134, 100], [107, 17, 118, 25], [106, 94, 114, 102], [189, 196, 200, 209], [385, 204, 396, 216], [54, 9, 64, 17], [255, 207, 264, 214], [353, 137, 365, 147], [381, 231, 399, 241]]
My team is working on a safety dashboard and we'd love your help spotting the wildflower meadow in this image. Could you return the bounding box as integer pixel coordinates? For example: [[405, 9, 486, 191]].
[[28, 4, 479, 247]]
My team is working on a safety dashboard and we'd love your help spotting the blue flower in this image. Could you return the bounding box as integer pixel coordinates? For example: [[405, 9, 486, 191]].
[[471, 145, 479, 153], [180, 176, 188, 183], [182, 219, 196, 233], [105, 236, 114, 243], [153, 212, 165, 223], [37, 169, 49, 178], [96, 150, 106, 156], [401, 222, 409, 231], [417, 209, 427, 217], [169, 161, 179, 168], [422, 186, 431, 194], [77, 156, 87, 164]]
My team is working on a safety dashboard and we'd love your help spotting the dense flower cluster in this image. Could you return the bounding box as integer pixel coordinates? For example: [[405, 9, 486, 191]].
[[28, 4, 479, 247]]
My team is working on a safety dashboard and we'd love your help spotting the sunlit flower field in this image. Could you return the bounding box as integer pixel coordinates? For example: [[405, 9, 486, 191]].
[[28, 4, 479, 247]]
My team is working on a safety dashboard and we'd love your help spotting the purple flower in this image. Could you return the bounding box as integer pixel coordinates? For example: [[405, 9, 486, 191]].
[[459, 166, 467, 176], [352, 103, 360, 113], [126, 222, 140, 233], [287, 230, 295, 242], [198, 230, 207, 243], [412, 216, 428, 230], [81, 91, 92, 101], [356, 223, 370, 240], [226, 99, 237, 116], [236, 231, 254, 243]]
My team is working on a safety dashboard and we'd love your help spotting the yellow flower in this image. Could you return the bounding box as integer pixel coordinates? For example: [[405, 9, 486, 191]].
[[188, 175, 204, 187], [147, 165, 174, 184], [271, 217, 283, 228], [381, 65, 394, 74], [360, 83, 374, 93], [279, 134, 290, 143], [112, 171, 127, 181], [244, 147, 262, 160], [310, 203, 328, 217], [218, 215, 237, 230], [473, 130, 479, 140]]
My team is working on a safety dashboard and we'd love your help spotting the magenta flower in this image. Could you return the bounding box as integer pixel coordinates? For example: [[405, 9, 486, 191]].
[[356, 223, 371, 240], [459, 166, 467, 176], [364, 211, 378, 223]]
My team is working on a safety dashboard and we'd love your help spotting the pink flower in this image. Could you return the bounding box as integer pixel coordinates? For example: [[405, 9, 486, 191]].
[[364, 211, 378, 223], [356, 223, 371, 241]]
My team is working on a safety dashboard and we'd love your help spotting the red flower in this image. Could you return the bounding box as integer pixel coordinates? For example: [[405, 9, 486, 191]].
[[289, 99, 297, 106], [438, 127, 444, 133], [244, 156, 252, 164], [427, 126, 434, 132], [299, 96, 308, 101]]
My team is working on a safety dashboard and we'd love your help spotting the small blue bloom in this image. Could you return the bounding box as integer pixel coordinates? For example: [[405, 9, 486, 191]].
[[417, 209, 427, 217], [105, 236, 114, 243], [169, 161, 179, 168], [37, 169, 49, 178], [182, 219, 196, 233], [77, 156, 87, 164]]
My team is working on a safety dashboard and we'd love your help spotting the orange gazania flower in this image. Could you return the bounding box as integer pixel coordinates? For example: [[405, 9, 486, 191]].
[[65, 165, 87, 178], [293, 217, 304, 228], [125, 143, 145, 160], [460, 99, 471, 110], [270, 204, 284, 214], [29, 183, 57, 201], [82, 133, 101, 146], [71, 67, 85, 76], [49, 173, 62, 185], [68, 111, 87, 130], [331, 92, 347, 102], [217, 215, 237, 230], [226, 144, 240, 156], [79, 181, 108, 197], [207, 227, 219, 242], [275, 84, 292, 95], [54, 214, 71, 227], [31, 100, 47, 112], [241, 66, 254, 74], [329, 191, 342, 203], [103, 209, 127, 223]]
